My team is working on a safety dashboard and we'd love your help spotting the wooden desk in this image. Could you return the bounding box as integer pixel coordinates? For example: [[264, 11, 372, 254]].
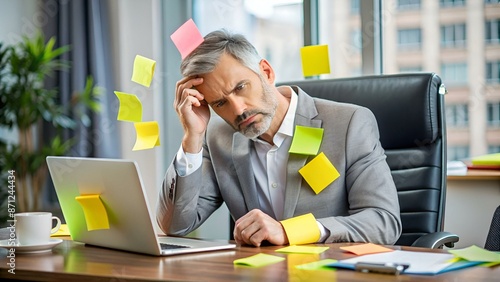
[[0, 238, 498, 281]]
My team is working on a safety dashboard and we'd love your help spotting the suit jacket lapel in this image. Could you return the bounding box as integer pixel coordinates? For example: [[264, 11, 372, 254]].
[[232, 133, 260, 212], [282, 87, 323, 219]]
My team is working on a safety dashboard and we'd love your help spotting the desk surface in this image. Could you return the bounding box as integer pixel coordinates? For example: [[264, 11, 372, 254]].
[[447, 169, 500, 181], [0, 238, 498, 281]]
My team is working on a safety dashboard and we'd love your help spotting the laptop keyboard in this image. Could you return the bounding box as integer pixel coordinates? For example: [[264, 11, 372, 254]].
[[160, 243, 191, 250]]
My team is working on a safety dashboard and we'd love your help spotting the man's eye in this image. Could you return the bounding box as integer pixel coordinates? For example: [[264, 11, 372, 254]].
[[215, 100, 226, 108], [235, 83, 246, 92]]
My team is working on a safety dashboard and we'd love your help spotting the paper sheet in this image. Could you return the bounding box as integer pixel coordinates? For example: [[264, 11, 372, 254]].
[[131, 55, 156, 87], [75, 195, 110, 231], [298, 152, 340, 194], [170, 18, 204, 59], [133, 121, 160, 151], [114, 91, 142, 122], [300, 45, 331, 77]]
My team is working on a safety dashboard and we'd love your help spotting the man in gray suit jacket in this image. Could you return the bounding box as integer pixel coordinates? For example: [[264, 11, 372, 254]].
[[157, 29, 401, 247]]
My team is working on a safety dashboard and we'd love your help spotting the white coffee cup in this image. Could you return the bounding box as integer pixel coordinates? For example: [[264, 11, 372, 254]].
[[15, 212, 61, 245]]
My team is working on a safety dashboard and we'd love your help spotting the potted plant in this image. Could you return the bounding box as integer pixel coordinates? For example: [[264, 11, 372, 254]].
[[0, 32, 101, 216]]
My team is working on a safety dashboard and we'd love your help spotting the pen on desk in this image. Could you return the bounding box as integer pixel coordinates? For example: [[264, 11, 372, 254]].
[[354, 262, 410, 275]]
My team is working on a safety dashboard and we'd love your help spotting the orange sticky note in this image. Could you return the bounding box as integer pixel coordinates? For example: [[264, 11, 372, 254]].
[[280, 213, 320, 245], [300, 45, 330, 77], [298, 152, 339, 194], [340, 243, 394, 256], [131, 55, 156, 87], [170, 19, 204, 59], [75, 195, 110, 231], [133, 121, 160, 151], [114, 91, 142, 122]]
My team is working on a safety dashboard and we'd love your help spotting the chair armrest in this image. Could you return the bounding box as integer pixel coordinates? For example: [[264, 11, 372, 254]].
[[411, 232, 460, 249]]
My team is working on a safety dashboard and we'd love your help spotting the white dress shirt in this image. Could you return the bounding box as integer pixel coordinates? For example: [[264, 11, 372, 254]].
[[174, 86, 328, 241]]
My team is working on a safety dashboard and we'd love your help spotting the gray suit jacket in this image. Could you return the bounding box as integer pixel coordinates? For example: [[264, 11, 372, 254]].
[[157, 87, 402, 244]]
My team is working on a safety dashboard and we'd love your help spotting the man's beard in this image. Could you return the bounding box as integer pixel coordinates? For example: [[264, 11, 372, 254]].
[[233, 81, 277, 139]]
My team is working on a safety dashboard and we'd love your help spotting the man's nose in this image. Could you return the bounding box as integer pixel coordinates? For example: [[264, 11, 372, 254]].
[[228, 95, 246, 116]]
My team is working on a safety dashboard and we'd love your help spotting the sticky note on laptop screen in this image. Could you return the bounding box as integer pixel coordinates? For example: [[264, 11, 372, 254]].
[[289, 125, 324, 155], [131, 55, 156, 87], [133, 121, 160, 151], [114, 91, 142, 122], [75, 194, 110, 231], [300, 45, 330, 77], [170, 18, 204, 59]]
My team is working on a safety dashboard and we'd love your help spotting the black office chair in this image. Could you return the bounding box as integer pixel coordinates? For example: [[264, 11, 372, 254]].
[[281, 73, 459, 248], [485, 205, 500, 251]]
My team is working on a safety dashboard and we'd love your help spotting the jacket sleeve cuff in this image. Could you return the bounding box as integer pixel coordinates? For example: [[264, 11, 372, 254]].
[[280, 213, 320, 245]]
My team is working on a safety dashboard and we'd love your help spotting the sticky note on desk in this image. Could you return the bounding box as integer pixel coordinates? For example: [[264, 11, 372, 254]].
[[114, 91, 142, 122], [276, 246, 329, 254], [51, 224, 70, 237], [289, 125, 324, 155], [448, 245, 500, 263], [234, 253, 285, 267], [295, 259, 338, 270], [300, 45, 330, 77], [339, 243, 393, 256], [75, 195, 109, 231], [131, 55, 156, 87], [170, 18, 204, 59], [133, 121, 160, 151], [471, 153, 500, 166], [299, 152, 339, 194]]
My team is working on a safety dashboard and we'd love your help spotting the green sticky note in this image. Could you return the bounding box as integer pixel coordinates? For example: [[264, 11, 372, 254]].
[[289, 126, 324, 155], [295, 259, 337, 270], [233, 253, 285, 267], [276, 246, 329, 254], [448, 245, 500, 263], [133, 121, 160, 151], [300, 45, 330, 77], [299, 152, 340, 194], [131, 55, 156, 87], [114, 91, 142, 122]]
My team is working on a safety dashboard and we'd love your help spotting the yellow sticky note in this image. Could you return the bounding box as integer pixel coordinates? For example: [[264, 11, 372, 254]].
[[133, 121, 160, 151], [340, 243, 394, 256], [300, 45, 330, 77], [289, 126, 324, 155], [471, 153, 500, 166], [114, 91, 142, 122], [276, 245, 329, 254], [280, 213, 320, 245], [233, 253, 285, 267], [448, 245, 500, 263], [131, 55, 156, 87], [75, 195, 110, 231], [299, 152, 339, 194], [51, 224, 70, 237], [295, 259, 337, 270]]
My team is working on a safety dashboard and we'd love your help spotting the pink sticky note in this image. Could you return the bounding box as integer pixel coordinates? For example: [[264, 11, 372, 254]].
[[340, 243, 393, 256], [170, 19, 204, 59]]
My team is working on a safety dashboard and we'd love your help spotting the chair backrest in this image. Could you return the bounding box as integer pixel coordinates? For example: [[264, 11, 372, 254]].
[[485, 205, 500, 251], [281, 73, 447, 246]]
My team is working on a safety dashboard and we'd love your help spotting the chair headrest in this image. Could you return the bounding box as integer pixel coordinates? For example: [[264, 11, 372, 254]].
[[280, 73, 443, 150]]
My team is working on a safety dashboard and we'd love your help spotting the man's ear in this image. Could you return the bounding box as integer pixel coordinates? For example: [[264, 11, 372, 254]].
[[259, 59, 275, 84]]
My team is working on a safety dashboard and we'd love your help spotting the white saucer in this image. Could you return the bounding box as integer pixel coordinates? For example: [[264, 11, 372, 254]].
[[0, 238, 63, 254]]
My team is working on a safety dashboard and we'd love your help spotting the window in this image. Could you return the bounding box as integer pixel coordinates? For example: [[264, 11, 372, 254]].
[[486, 0, 500, 4], [446, 104, 469, 127], [398, 28, 422, 50], [485, 19, 500, 44], [488, 145, 500, 154], [193, 0, 304, 82], [439, 0, 466, 7], [350, 0, 360, 14], [397, 0, 421, 10], [441, 23, 466, 47], [486, 61, 500, 83], [487, 102, 500, 126], [441, 62, 468, 85], [399, 66, 422, 72], [448, 145, 469, 161]]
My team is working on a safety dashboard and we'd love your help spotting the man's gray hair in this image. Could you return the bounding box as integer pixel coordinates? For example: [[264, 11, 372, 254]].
[[180, 29, 262, 77]]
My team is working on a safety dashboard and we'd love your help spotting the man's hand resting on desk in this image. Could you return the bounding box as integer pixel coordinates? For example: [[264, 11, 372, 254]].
[[233, 209, 289, 247]]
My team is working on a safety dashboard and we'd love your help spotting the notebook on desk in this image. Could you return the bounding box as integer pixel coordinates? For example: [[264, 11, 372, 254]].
[[46, 156, 235, 256]]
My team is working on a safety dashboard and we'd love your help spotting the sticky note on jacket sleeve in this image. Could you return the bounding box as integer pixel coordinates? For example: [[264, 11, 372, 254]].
[[280, 213, 320, 245], [75, 195, 110, 231]]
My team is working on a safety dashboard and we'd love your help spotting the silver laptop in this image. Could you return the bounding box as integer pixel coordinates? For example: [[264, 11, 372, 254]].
[[46, 156, 235, 256]]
